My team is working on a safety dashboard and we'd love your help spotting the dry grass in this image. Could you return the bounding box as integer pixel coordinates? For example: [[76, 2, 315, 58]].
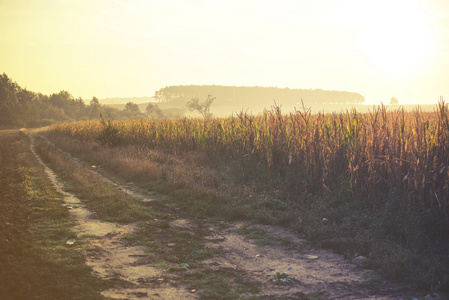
[[42, 132, 263, 220], [33, 134, 154, 223]]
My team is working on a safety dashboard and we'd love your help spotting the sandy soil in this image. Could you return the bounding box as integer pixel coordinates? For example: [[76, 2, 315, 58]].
[[205, 223, 405, 299], [31, 142, 197, 299], [31, 139, 410, 299]]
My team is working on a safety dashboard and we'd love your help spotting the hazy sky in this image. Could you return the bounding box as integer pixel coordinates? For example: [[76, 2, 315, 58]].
[[1, 0, 448, 104]]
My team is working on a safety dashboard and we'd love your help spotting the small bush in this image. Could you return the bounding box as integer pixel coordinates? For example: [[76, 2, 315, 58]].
[[97, 114, 122, 147]]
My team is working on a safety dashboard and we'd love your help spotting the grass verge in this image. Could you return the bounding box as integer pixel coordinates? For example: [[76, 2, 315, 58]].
[[0, 130, 106, 300], [33, 134, 154, 223]]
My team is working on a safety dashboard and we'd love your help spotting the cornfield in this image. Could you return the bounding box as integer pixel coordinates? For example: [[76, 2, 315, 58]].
[[50, 102, 449, 227]]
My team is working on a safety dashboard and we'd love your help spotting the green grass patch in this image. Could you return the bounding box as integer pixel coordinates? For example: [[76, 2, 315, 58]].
[[123, 221, 214, 266], [122, 220, 261, 298], [234, 224, 294, 248]]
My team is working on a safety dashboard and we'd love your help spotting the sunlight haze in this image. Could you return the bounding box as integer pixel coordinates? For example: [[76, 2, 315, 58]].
[[1, 0, 448, 105]]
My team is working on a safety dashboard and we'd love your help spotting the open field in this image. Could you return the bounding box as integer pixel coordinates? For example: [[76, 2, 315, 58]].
[[0, 128, 413, 299], [2, 102, 449, 299], [44, 103, 449, 296], [32, 131, 412, 298], [51, 103, 449, 225]]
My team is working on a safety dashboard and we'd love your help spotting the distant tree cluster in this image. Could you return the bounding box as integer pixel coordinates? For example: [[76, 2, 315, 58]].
[[390, 97, 399, 105], [0, 73, 146, 128], [124, 102, 140, 112], [145, 103, 164, 119], [154, 85, 365, 109]]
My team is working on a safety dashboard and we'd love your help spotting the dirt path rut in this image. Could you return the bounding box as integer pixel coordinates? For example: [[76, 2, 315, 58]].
[[31, 137, 409, 299], [31, 142, 197, 299]]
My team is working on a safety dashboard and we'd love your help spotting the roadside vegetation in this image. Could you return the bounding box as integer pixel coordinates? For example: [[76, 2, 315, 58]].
[[33, 134, 154, 223], [0, 131, 106, 300], [33, 133, 262, 299], [46, 102, 449, 294]]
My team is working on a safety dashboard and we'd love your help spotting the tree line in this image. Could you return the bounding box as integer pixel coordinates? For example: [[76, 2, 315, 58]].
[[154, 85, 365, 107], [0, 73, 369, 128], [0, 73, 146, 128]]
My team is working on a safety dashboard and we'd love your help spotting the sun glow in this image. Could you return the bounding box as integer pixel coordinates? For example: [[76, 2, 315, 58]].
[[0, 0, 447, 102], [355, 1, 435, 80]]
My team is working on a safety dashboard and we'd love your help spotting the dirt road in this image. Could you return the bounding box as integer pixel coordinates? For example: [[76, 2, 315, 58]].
[[31, 134, 410, 299]]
